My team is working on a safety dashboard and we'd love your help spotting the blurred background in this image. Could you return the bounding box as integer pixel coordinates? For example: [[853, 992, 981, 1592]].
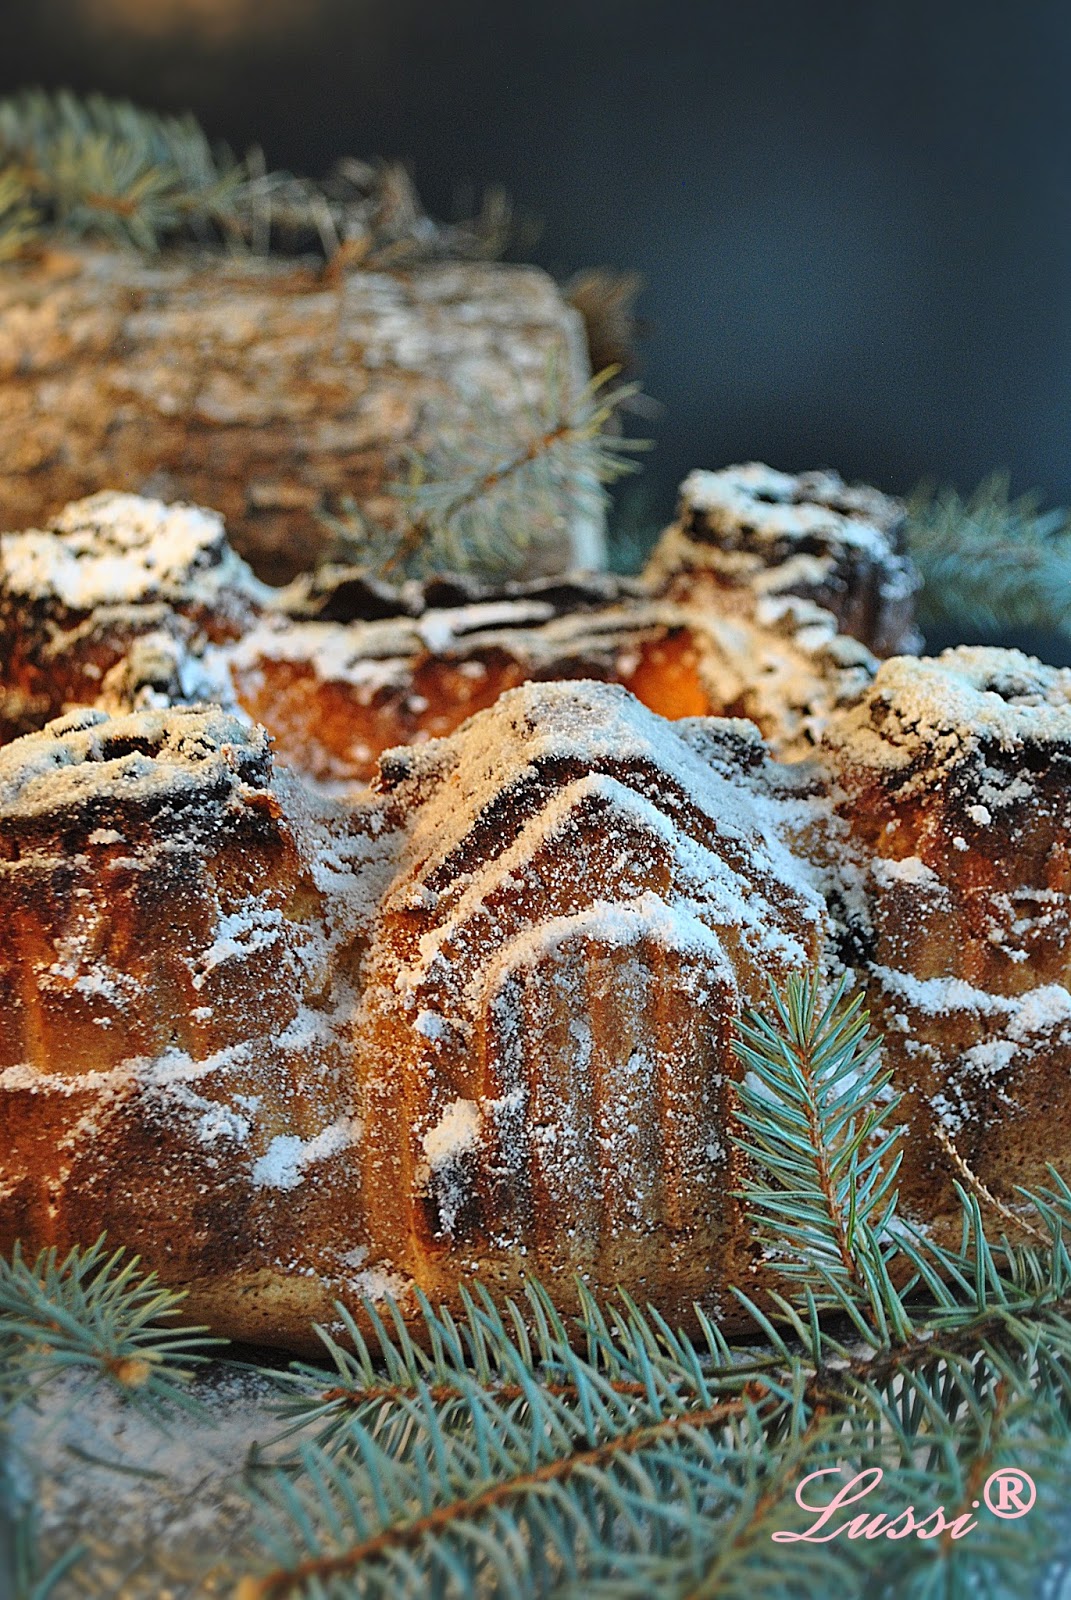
[[3, 0, 1071, 661]]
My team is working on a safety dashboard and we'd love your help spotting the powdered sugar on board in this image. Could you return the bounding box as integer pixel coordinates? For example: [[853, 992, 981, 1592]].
[[8, 1364, 289, 1597]]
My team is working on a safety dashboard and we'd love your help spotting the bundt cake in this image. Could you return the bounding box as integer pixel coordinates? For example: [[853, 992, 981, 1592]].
[[646, 460, 921, 657], [0, 493, 269, 744], [823, 647, 1071, 1241], [1, 468, 1067, 1351]]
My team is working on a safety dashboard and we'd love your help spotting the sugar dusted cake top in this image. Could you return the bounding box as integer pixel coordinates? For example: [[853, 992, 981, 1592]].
[[0, 703, 272, 824], [0, 491, 271, 613], [825, 646, 1071, 775]]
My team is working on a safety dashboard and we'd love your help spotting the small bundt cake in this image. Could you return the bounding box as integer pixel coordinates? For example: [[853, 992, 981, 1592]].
[[348, 681, 828, 1325], [0, 492, 269, 742], [0, 703, 375, 1344], [824, 647, 1071, 1241], [646, 461, 921, 657]]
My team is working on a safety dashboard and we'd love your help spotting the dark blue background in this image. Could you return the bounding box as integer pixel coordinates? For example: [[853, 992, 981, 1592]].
[[3, 0, 1069, 525]]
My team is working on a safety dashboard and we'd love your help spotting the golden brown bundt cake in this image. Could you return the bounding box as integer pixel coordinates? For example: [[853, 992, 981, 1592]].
[[222, 583, 877, 781], [1, 656, 1070, 1348], [0, 702, 381, 1347], [226, 462, 902, 777], [348, 680, 828, 1325], [825, 646, 1071, 1242]]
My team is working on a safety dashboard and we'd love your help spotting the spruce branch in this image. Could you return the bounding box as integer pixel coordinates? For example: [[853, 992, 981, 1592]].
[[272, 1292, 674, 1461], [239, 1394, 762, 1600], [730, 971, 902, 1310], [906, 474, 1071, 645], [0, 88, 244, 252], [0, 1235, 219, 1416], [0, 88, 516, 265], [0, 1236, 228, 1599], [320, 362, 651, 583], [243, 1278, 820, 1596], [242, 1217, 1071, 1595]]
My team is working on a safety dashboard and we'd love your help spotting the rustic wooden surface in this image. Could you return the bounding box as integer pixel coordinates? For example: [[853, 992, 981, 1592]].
[[0, 247, 602, 584]]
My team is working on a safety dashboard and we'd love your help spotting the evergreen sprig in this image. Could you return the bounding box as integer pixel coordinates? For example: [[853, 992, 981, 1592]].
[[0, 88, 514, 265], [0, 1236, 218, 1416], [906, 474, 1071, 646], [235, 1193, 1071, 1598], [0, 1238, 221, 1600], [731, 972, 902, 1310], [321, 362, 650, 582], [0, 88, 244, 252]]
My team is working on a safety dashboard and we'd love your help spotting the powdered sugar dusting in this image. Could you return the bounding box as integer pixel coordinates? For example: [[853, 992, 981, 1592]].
[[1007, 985, 1071, 1039], [827, 647, 1071, 775], [0, 703, 271, 818], [679, 462, 894, 559], [422, 1098, 480, 1167], [871, 966, 1015, 1019], [251, 1116, 361, 1189]]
